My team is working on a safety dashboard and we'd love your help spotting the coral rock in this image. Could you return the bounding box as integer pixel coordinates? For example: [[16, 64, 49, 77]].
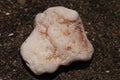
[[20, 6, 94, 75]]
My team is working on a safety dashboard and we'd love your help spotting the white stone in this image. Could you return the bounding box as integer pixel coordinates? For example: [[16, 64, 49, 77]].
[[8, 33, 14, 36], [20, 6, 94, 75]]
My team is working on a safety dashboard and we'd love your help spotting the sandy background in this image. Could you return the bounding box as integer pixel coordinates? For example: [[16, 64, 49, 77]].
[[0, 0, 120, 80]]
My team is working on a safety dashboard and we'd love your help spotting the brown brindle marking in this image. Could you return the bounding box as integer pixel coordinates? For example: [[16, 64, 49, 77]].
[[79, 32, 84, 42], [74, 25, 85, 42], [40, 32, 47, 36], [82, 39, 89, 50], [62, 29, 71, 36], [45, 48, 56, 60], [38, 27, 48, 37], [46, 55, 54, 60], [66, 46, 72, 51], [75, 26, 89, 51], [74, 24, 83, 33], [46, 37, 57, 60], [51, 47, 57, 54], [72, 40, 76, 44]]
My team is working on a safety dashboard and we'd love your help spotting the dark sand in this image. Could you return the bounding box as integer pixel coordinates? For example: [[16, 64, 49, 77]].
[[0, 0, 120, 80]]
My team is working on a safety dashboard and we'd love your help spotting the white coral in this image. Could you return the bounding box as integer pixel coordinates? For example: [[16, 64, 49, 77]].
[[20, 6, 94, 75]]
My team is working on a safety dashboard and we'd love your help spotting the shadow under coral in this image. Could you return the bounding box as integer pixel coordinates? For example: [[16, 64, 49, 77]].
[[21, 57, 93, 80]]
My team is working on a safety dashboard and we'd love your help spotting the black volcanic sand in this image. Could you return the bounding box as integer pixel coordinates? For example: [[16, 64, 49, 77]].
[[0, 0, 120, 80]]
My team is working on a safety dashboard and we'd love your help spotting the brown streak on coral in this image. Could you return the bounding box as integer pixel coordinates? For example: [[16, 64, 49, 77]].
[[38, 26, 48, 37], [63, 29, 70, 36], [66, 46, 72, 51], [72, 40, 76, 44], [76, 25, 89, 50], [45, 47, 57, 60], [46, 35, 57, 60], [82, 39, 89, 51]]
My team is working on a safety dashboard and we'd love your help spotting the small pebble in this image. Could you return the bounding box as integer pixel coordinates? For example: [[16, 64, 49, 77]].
[[85, 31, 88, 34], [87, 22, 91, 25], [8, 33, 14, 36], [92, 38, 95, 41], [5, 12, 10, 16], [13, 69, 16, 72], [93, 32, 96, 34], [118, 48, 120, 52], [105, 70, 110, 73]]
